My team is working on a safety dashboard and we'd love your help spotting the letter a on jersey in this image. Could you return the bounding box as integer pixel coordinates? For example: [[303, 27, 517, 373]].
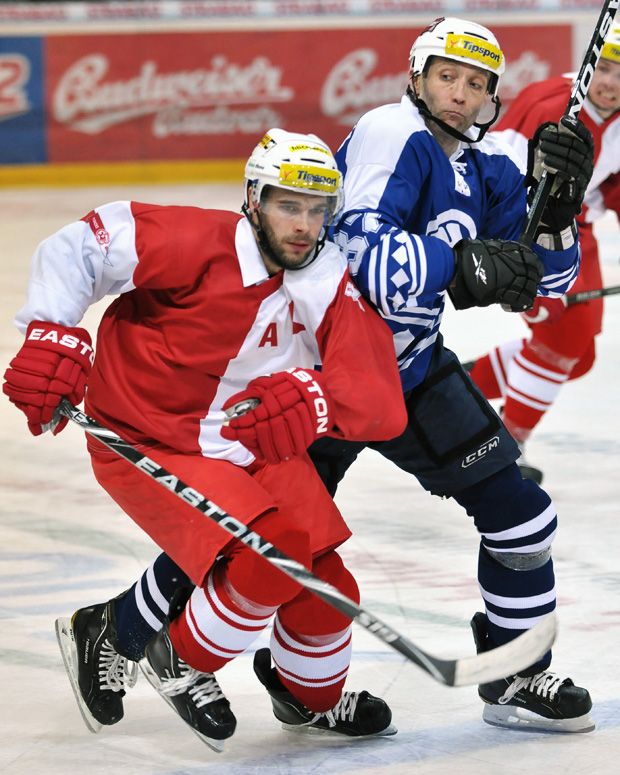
[[259, 322, 278, 348]]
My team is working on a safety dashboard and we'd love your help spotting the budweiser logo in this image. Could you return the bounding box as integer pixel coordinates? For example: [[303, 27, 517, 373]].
[[321, 49, 407, 125], [53, 53, 294, 134], [320, 48, 552, 125]]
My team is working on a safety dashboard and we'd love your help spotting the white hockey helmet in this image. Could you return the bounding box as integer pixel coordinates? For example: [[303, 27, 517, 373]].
[[602, 23, 620, 63], [244, 128, 343, 217], [409, 17, 505, 97]]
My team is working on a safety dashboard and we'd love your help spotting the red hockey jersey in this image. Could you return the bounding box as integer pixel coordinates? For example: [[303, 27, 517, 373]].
[[15, 203, 406, 463]]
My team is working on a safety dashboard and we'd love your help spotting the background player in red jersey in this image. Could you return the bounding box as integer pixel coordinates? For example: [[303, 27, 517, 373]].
[[467, 24, 620, 483], [2, 129, 407, 750]]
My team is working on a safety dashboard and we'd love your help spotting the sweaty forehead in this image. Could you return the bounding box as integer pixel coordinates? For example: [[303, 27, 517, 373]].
[[429, 56, 491, 80], [599, 57, 620, 71]]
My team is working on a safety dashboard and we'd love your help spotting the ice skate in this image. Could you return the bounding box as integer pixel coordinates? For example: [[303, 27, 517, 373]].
[[253, 648, 396, 737], [471, 612, 594, 733], [55, 601, 138, 733], [498, 407, 544, 484], [516, 443, 544, 485], [140, 623, 236, 752]]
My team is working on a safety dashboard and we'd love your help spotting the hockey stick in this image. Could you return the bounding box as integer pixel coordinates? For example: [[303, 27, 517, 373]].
[[56, 398, 555, 687], [521, 0, 619, 244], [566, 283, 620, 305]]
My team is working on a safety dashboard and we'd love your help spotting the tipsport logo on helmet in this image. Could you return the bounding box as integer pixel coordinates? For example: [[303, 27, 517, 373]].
[[278, 163, 341, 194], [445, 33, 503, 72], [602, 41, 620, 63]]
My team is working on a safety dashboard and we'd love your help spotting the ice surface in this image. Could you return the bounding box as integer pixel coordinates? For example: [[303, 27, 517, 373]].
[[1, 185, 618, 774]]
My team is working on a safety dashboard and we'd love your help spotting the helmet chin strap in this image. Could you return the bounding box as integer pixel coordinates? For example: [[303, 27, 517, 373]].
[[241, 202, 326, 271], [406, 85, 501, 144]]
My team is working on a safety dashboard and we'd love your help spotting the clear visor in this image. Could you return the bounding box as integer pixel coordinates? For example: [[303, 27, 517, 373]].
[[259, 188, 338, 224]]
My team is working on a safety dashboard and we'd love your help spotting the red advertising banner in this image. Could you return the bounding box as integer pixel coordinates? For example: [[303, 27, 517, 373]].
[[45, 25, 572, 164]]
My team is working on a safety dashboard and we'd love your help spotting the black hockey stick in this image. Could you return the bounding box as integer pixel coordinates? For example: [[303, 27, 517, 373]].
[[56, 398, 556, 687], [566, 283, 620, 305], [521, 0, 619, 244]]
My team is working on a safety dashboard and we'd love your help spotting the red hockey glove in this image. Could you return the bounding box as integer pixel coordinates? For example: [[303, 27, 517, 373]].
[[221, 368, 333, 464], [3, 321, 94, 436], [521, 296, 566, 326]]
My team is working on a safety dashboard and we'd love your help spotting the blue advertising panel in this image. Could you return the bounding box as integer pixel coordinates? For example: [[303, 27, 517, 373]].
[[0, 37, 46, 164]]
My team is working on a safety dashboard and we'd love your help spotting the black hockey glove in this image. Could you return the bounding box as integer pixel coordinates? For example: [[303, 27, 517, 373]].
[[527, 116, 595, 232], [449, 238, 543, 312]]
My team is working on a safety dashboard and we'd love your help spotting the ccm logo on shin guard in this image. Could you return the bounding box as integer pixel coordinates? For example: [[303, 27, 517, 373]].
[[461, 436, 499, 468], [287, 367, 330, 434]]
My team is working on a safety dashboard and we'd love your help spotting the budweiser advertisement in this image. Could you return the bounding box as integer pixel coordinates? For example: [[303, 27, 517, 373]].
[[6, 25, 572, 165]]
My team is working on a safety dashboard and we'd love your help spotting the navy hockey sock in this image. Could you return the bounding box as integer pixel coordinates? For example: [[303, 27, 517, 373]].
[[114, 552, 192, 661], [455, 464, 556, 672]]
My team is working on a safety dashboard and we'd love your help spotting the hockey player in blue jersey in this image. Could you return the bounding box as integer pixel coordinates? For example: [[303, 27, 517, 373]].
[[317, 16, 594, 733], [47, 17, 595, 736]]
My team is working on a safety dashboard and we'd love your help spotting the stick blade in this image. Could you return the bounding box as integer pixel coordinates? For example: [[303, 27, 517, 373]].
[[452, 612, 557, 687]]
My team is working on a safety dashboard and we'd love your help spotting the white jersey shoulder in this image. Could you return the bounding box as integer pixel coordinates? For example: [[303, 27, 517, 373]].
[[15, 200, 139, 333], [342, 97, 428, 213], [478, 131, 527, 175]]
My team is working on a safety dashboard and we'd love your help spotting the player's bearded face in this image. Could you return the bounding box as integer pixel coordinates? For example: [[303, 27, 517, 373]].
[[416, 58, 490, 132], [257, 191, 330, 272]]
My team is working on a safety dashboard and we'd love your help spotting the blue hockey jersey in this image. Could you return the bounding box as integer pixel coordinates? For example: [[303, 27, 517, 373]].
[[333, 95, 580, 391]]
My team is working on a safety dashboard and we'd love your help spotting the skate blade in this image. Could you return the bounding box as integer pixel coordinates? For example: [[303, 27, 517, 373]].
[[55, 617, 102, 734], [517, 462, 543, 485], [281, 721, 398, 738], [138, 659, 226, 753], [482, 703, 595, 733]]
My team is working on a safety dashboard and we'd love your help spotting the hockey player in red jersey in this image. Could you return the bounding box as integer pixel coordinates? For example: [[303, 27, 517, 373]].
[[23, 18, 597, 740], [468, 24, 620, 483], [2, 129, 407, 750]]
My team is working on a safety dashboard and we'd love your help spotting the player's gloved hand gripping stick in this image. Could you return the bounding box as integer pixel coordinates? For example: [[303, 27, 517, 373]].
[[521, 0, 618, 244], [221, 368, 333, 464], [53, 397, 557, 688]]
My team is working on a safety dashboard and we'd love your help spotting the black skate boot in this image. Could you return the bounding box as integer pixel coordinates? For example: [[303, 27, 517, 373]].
[[497, 405, 544, 484], [140, 622, 236, 752], [253, 648, 396, 737], [471, 612, 594, 733], [55, 601, 138, 733], [516, 444, 544, 484]]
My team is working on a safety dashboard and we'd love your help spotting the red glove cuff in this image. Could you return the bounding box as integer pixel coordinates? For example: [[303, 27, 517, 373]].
[[24, 321, 94, 368], [281, 368, 332, 435]]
